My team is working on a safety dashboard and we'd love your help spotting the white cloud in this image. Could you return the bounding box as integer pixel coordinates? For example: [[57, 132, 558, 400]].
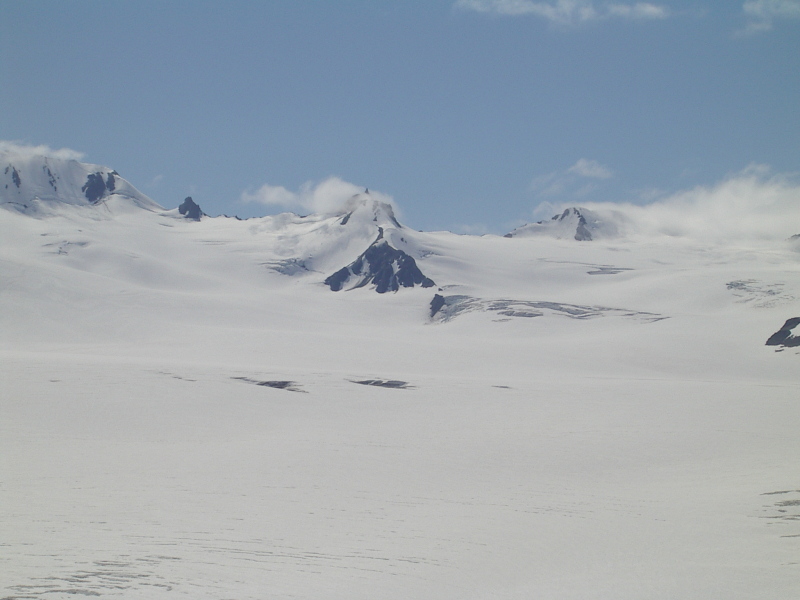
[[567, 158, 614, 179], [607, 2, 669, 19], [148, 174, 165, 189], [0, 140, 86, 161], [540, 165, 800, 242], [241, 182, 299, 209], [241, 176, 396, 215], [532, 158, 614, 197], [742, 0, 800, 33], [454, 0, 669, 25]]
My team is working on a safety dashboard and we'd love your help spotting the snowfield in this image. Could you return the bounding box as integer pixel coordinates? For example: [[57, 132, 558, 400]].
[[2, 153, 800, 599]]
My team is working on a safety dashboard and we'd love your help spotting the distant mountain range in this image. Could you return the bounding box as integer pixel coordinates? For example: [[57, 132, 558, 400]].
[[0, 151, 442, 294], [1, 148, 797, 349], [0, 151, 623, 295]]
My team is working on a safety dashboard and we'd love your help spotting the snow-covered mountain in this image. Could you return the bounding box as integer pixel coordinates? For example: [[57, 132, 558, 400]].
[[0, 150, 437, 294], [223, 191, 438, 293], [506, 206, 618, 241], [325, 227, 436, 293], [0, 150, 160, 214], [2, 150, 800, 600]]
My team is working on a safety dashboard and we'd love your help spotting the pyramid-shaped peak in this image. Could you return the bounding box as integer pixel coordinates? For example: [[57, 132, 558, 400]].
[[505, 206, 617, 241], [339, 193, 401, 228], [324, 227, 435, 293]]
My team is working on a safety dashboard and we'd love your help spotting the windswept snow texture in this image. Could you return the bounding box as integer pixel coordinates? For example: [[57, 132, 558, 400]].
[[339, 194, 401, 228], [2, 154, 800, 599], [325, 228, 435, 293], [429, 294, 664, 323], [507, 207, 616, 241]]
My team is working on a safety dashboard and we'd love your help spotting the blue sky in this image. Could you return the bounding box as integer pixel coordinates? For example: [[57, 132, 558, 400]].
[[1, 0, 799, 232]]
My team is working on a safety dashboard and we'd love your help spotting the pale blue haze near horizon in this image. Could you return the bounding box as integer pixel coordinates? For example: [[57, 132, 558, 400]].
[[1, 0, 798, 232]]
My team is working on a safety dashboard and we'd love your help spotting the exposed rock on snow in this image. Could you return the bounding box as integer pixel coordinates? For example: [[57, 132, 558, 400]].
[[430, 293, 446, 318], [232, 377, 305, 392], [178, 196, 204, 220], [765, 317, 800, 348], [0, 151, 160, 214], [506, 207, 616, 241], [325, 227, 435, 293], [351, 379, 412, 389], [430, 294, 664, 323], [727, 280, 794, 308], [81, 171, 118, 203], [4, 150, 800, 599], [265, 258, 313, 276]]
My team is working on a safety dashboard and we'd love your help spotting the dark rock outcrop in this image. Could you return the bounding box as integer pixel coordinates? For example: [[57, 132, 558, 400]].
[[81, 171, 118, 203], [766, 317, 800, 348], [351, 379, 412, 389], [325, 228, 435, 293], [570, 209, 594, 241], [430, 293, 446, 317], [178, 196, 204, 220], [9, 166, 21, 188]]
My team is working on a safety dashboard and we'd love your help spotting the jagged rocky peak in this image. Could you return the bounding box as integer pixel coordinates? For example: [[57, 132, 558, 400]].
[[178, 196, 204, 221], [556, 207, 595, 241], [506, 207, 615, 241], [338, 190, 401, 228], [324, 227, 435, 293]]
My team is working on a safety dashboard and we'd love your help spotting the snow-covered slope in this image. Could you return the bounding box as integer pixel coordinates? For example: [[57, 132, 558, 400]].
[[200, 191, 438, 294], [1, 150, 161, 214], [2, 155, 800, 600]]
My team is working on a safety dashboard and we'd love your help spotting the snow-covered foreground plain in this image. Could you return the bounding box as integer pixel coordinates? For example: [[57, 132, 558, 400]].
[[2, 193, 800, 598]]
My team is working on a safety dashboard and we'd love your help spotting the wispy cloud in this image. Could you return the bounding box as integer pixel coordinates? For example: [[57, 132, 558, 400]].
[[149, 174, 165, 188], [567, 158, 613, 179], [0, 140, 86, 161], [741, 0, 800, 33], [540, 165, 800, 242], [454, 0, 670, 25], [531, 158, 614, 198], [241, 176, 396, 215]]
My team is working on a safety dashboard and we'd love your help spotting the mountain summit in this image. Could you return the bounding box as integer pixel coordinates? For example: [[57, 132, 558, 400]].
[[506, 207, 616, 241], [0, 151, 160, 215], [337, 192, 401, 229], [308, 193, 434, 293], [324, 227, 435, 293]]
